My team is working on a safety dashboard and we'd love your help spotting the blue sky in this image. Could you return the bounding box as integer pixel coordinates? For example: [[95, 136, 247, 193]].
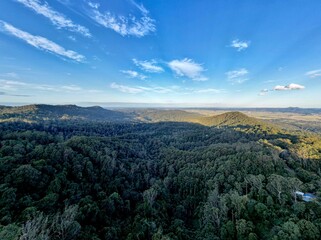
[[1, 0, 321, 107]]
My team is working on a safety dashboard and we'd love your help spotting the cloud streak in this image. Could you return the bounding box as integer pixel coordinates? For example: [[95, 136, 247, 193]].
[[195, 88, 223, 93], [88, 1, 155, 37], [110, 82, 225, 95], [168, 58, 208, 81], [16, 0, 91, 37], [111, 82, 174, 94], [133, 59, 164, 73], [226, 68, 249, 84], [110, 82, 144, 94], [0, 91, 31, 97], [306, 69, 321, 78], [0, 79, 100, 94], [230, 39, 250, 51], [120, 70, 147, 80], [0, 21, 85, 62]]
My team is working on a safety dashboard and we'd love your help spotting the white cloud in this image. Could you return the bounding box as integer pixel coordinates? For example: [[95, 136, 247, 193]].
[[0, 79, 27, 91], [259, 84, 304, 95], [132, 59, 164, 73], [110, 82, 226, 95], [226, 68, 248, 79], [230, 78, 248, 84], [264, 80, 276, 83], [0, 79, 100, 94], [68, 35, 76, 41], [258, 89, 269, 96], [226, 68, 249, 84], [88, 1, 155, 37], [0, 72, 19, 79], [120, 70, 147, 80], [129, 0, 149, 15], [274, 83, 305, 91], [0, 91, 31, 97], [1, 80, 26, 85], [110, 82, 144, 94], [138, 86, 173, 94], [0, 21, 85, 62], [168, 58, 208, 81], [306, 69, 321, 78], [110, 82, 174, 94], [61, 85, 82, 91], [230, 39, 250, 51], [2, 72, 19, 78], [195, 88, 222, 93], [88, 1, 100, 9], [16, 0, 91, 37]]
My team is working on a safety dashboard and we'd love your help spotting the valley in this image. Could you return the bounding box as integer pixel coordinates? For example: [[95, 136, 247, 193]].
[[0, 105, 321, 239]]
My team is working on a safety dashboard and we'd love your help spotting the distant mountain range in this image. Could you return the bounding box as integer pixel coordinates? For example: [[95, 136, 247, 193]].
[[191, 107, 321, 115], [0, 104, 278, 132]]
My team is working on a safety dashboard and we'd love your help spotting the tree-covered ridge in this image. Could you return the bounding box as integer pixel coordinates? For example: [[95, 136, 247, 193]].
[[0, 118, 321, 239], [129, 109, 203, 123], [192, 111, 264, 126], [2, 105, 321, 136], [0, 104, 131, 122]]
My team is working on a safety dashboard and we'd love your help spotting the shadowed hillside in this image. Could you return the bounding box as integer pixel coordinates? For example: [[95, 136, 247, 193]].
[[0, 104, 132, 122]]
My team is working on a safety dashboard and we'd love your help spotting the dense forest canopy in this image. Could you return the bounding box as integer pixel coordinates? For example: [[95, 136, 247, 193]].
[[0, 105, 321, 239]]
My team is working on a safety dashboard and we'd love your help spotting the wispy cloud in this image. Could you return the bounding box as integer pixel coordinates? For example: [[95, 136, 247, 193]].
[[264, 80, 276, 83], [110, 82, 144, 94], [274, 83, 305, 91], [120, 70, 147, 80], [87, 1, 155, 37], [168, 58, 208, 81], [88, 1, 100, 9], [0, 80, 27, 91], [0, 21, 85, 62], [0, 91, 31, 97], [110, 82, 174, 94], [133, 59, 164, 73], [226, 68, 249, 84], [195, 88, 223, 93], [306, 69, 321, 78], [1, 72, 19, 78], [61, 85, 82, 91], [68, 35, 76, 41], [226, 68, 248, 79], [110, 82, 225, 95], [230, 39, 250, 51], [259, 89, 269, 96], [16, 0, 91, 37], [0, 79, 100, 94]]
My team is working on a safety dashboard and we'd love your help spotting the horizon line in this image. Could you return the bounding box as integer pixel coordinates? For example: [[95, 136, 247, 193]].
[[1, 102, 321, 109]]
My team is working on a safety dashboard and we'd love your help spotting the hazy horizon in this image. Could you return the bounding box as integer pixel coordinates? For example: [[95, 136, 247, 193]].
[[2, 101, 321, 110]]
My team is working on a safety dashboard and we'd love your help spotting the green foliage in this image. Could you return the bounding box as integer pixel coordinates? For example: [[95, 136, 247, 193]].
[[0, 115, 321, 239]]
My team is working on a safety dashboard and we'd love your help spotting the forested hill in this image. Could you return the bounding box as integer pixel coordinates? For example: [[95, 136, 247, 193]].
[[193, 111, 264, 126], [0, 105, 270, 128], [1, 113, 321, 239], [0, 104, 131, 122]]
